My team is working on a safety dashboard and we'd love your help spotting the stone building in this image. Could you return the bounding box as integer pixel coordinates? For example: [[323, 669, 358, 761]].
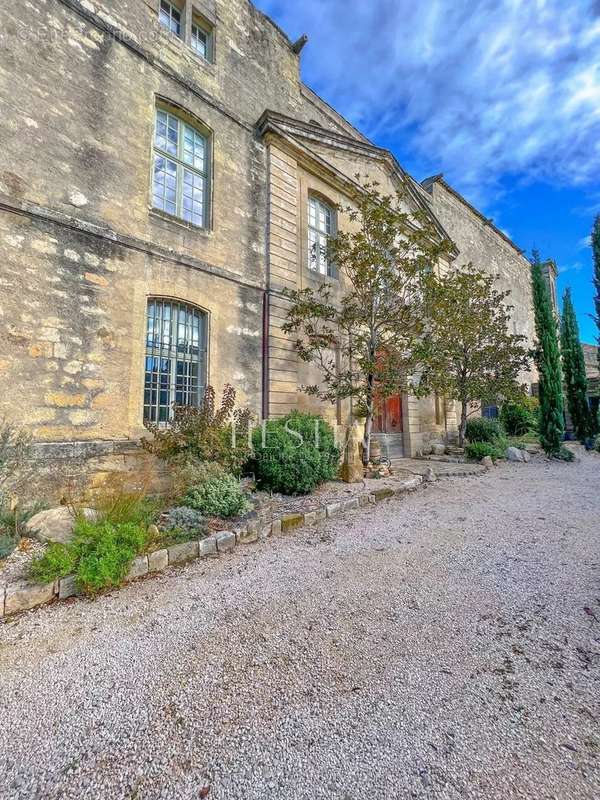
[[0, 0, 537, 495]]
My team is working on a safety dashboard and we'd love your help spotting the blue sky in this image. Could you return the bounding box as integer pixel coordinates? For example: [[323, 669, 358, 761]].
[[254, 0, 600, 344]]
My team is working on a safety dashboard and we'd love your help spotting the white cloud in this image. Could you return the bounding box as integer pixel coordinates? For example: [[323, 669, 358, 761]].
[[258, 0, 600, 203]]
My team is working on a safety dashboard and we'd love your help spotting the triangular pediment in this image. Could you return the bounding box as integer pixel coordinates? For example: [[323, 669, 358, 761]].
[[257, 110, 458, 255]]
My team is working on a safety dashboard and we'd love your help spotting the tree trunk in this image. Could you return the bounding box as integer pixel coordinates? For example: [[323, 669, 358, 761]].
[[363, 411, 373, 467], [458, 400, 468, 447]]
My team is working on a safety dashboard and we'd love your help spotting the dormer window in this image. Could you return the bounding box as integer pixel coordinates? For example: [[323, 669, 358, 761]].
[[159, 0, 182, 37]]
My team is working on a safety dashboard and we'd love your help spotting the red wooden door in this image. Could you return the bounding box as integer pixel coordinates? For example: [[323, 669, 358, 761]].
[[373, 395, 403, 433]]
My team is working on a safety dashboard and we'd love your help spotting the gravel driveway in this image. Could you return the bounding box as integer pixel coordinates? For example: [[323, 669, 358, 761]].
[[1, 455, 599, 800]]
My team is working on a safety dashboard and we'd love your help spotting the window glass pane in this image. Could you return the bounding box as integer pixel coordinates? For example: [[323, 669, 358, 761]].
[[144, 300, 207, 423], [159, 1, 181, 36], [191, 24, 208, 59], [153, 106, 208, 226]]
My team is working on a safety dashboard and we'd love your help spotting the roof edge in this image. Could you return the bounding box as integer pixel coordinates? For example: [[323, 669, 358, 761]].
[[422, 175, 528, 260]]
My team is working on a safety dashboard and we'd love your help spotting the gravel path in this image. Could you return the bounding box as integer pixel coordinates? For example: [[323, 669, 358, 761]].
[[1, 455, 599, 800]]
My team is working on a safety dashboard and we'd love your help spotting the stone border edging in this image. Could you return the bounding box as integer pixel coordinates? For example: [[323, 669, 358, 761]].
[[0, 476, 423, 619]]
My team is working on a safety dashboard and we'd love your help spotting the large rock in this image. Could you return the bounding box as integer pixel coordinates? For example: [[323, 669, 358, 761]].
[[431, 442, 446, 456], [25, 506, 96, 544], [505, 447, 525, 462]]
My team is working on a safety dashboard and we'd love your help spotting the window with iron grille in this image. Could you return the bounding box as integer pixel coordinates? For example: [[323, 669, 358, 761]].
[[159, 0, 182, 36], [144, 298, 208, 424], [152, 105, 210, 228], [308, 196, 336, 277]]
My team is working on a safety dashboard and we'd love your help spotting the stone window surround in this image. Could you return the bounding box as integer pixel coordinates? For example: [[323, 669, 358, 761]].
[[155, 0, 216, 64], [150, 97, 214, 233]]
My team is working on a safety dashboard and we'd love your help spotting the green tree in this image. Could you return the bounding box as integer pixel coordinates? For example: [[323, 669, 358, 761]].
[[282, 179, 452, 463], [560, 288, 593, 442], [531, 251, 564, 455], [592, 215, 600, 378], [422, 265, 530, 447]]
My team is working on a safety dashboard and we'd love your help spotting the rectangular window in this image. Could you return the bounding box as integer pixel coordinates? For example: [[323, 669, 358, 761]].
[[308, 196, 335, 277], [153, 106, 209, 228], [191, 18, 213, 61], [144, 299, 208, 424], [159, 0, 182, 36]]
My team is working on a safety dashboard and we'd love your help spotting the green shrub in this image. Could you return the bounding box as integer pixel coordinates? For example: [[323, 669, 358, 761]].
[[249, 411, 340, 495], [29, 518, 148, 595], [75, 520, 147, 594], [500, 399, 538, 436], [143, 384, 253, 475], [554, 446, 575, 462], [30, 542, 77, 584], [184, 464, 249, 518], [465, 417, 505, 444], [162, 506, 208, 538], [464, 441, 504, 462], [595, 435, 600, 454]]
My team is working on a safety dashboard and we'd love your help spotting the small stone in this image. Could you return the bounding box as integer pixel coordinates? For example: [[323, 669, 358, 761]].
[[271, 519, 282, 536], [5, 581, 56, 616], [25, 506, 96, 545], [304, 511, 317, 525], [125, 555, 148, 582], [424, 467, 437, 482], [343, 498, 360, 512], [58, 575, 78, 600], [148, 524, 160, 538], [281, 513, 304, 531], [505, 446, 525, 462], [431, 443, 446, 456], [237, 527, 258, 544], [216, 531, 236, 552], [326, 502, 342, 518], [148, 549, 169, 572], [373, 488, 394, 501], [259, 523, 272, 539], [481, 456, 494, 469], [168, 540, 199, 565], [199, 536, 218, 557]]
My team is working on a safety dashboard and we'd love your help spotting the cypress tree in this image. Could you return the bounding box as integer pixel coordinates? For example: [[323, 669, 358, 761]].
[[560, 288, 592, 443], [592, 215, 600, 376], [531, 252, 564, 455]]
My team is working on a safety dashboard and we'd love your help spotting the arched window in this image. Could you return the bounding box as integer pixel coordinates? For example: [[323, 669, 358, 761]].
[[152, 104, 210, 228], [308, 195, 336, 277], [144, 298, 208, 424]]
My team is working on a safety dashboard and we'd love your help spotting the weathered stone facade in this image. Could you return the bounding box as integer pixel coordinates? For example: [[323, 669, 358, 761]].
[[0, 0, 538, 495]]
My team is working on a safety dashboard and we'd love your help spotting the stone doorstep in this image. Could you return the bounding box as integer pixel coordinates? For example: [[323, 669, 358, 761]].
[[0, 476, 424, 619]]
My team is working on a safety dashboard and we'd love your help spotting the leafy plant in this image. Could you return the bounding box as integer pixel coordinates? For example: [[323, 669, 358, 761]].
[[0, 531, 19, 560], [30, 518, 148, 595], [162, 506, 208, 538], [30, 542, 77, 584], [282, 179, 453, 463], [422, 265, 530, 446], [554, 446, 575, 462], [465, 441, 504, 462], [143, 384, 253, 475], [500, 398, 538, 437], [465, 417, 505, 444], [184, 464, 249, 518], [249, 411, 340, 495]]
